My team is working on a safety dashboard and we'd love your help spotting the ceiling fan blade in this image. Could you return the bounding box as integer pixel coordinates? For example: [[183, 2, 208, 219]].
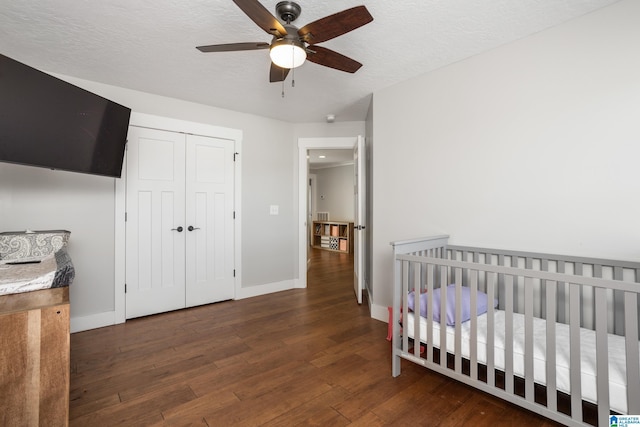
[[269, 63, 290, 82], [298, 6, 373, 44], [306, 45, 362, 73], [232, 0, 287, 37], [196, 42, 270, 53]]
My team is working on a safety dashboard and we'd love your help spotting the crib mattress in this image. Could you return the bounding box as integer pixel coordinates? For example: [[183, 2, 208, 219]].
[[405, 311, 637, 414]]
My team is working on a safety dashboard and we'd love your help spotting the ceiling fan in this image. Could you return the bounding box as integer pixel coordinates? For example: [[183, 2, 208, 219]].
[[196, 0, 373, 83]]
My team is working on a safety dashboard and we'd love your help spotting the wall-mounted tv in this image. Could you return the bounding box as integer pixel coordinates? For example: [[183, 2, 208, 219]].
[[0, 54, 131, 178]]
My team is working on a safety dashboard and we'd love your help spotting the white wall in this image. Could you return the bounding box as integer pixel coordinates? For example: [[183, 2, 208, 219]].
[[56, 78, 296, 291], [312, 165, 354, 222], [0, 165, 116, 318], [371, 0, 640, 316], [364, 103, 374, 302], [0, 75, 297, 329]]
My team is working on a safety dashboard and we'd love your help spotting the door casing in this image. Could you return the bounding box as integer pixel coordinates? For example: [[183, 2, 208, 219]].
[[297, 137, 361, 290], [114, 112, 242, 324]]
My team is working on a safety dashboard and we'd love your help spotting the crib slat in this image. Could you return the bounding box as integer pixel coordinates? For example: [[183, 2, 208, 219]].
[[401, 260, 409, 361], [413, 264, 421, 358], [498, 254, 505, 310], [426, 264, 434, 364], [557, 261, 567, 324], [625, 291, 640, 414], [524, 277, 535, 403], [513, 256, 521, 313], [575, 262, 587, 328], [636, 268, 640, 337], [486, 273, 496, 388], [569, 283, 582, 422], [594, 287, 609, 427], [614, 266, 625, 335], [545, 280, 558, 412], [541, 259, 549, 320], [454, 269, 462, 374], [505, 275, 514, 395], [440, 265, 448, 369], [470, 270, 478, 381]]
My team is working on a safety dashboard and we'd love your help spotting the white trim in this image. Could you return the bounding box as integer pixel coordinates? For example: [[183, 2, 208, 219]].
[[128, 112, 242, 141], [297, 137, 358, 290], [235, 280, 295, 299], [115, 112, 242, 323], [71, 311, 117, 333], [114, 160, 126, 324], [233, 139, 242, 303], [370, 302, 389, 323]]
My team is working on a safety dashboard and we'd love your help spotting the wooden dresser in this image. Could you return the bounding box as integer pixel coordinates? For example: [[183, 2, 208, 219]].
[[0, 287, 70, 426]]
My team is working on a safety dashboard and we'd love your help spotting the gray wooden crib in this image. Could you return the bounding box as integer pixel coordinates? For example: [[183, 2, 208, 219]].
[[391, 235, 640, 426]]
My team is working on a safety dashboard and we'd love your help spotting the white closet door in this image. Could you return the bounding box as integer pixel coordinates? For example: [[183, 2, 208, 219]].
[[185, 134, 235, 307], [125, 127, 186, 319], [353, 135, 365, 304]]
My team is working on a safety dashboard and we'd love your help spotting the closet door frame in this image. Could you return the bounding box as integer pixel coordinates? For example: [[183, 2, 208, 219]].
[[114, 112, 242, 325]]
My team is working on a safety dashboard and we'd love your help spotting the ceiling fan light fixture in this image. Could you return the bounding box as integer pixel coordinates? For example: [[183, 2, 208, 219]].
[[270, 39, 306, 69]]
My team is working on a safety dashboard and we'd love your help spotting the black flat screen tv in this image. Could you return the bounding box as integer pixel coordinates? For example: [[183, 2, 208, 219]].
[[0, 54, 131, 178]]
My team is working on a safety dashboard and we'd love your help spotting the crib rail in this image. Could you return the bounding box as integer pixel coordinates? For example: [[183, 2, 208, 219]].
[[390, 236, 640, 427], [446, 244, 640, 334]]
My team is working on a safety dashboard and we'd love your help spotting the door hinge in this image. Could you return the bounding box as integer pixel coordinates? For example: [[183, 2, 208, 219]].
[[234, 152, 239, 161], [125, 212, 127, 222], [233, 269, 236, 277], [233, 211, 236, 219], [125, 283, 127, 293]]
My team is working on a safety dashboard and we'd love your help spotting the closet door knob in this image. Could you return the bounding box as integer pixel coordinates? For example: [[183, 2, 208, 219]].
[[171, 226, 184, 232], [188, 226, 200, 232]]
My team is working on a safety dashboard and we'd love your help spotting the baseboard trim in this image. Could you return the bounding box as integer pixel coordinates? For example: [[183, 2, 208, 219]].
[[71, 311, 119, 333], [235, 279, 296, 299], [71, 281, 297, 332], [370, 302, 388, 323]]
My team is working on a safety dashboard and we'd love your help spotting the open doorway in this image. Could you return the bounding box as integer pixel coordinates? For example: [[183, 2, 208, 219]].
[[298, 136, 364, 308], [308, 148, 354, 250]]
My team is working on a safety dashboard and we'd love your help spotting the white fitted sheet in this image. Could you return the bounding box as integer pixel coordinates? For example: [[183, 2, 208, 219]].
[[405, 310, 637, 414]]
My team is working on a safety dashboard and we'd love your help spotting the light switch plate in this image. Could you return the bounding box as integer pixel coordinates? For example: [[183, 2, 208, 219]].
[[270, 205, 279, 215]]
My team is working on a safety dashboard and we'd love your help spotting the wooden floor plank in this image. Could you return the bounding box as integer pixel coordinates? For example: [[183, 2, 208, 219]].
[[69, 248, 561, 426], [72, 383, 195, 427], [261, 386, 352, 426]]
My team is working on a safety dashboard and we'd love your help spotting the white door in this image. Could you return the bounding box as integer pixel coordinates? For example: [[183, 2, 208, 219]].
[[185, 134, 235, 306], [353, 136, 366, 304], [125, 127, 186, 318], [126, 128, 235, 319]]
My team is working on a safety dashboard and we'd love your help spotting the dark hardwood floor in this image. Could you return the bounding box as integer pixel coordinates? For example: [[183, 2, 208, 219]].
[[69, 248, 559, 426]]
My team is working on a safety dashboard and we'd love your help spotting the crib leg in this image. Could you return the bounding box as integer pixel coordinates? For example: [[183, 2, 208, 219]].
[[392, 353, 401, 377], [389, 305, 402, 376]]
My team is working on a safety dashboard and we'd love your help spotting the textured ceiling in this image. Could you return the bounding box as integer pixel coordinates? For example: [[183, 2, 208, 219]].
[[0, 0, 620, 123]]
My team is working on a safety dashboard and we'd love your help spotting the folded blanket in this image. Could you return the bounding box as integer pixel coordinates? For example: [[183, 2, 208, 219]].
[[0, 248, 74, 295]]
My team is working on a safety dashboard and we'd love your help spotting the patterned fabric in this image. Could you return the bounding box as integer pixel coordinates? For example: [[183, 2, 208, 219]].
[[0, 230, 70, 262], [52, 248, 75, 288]]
